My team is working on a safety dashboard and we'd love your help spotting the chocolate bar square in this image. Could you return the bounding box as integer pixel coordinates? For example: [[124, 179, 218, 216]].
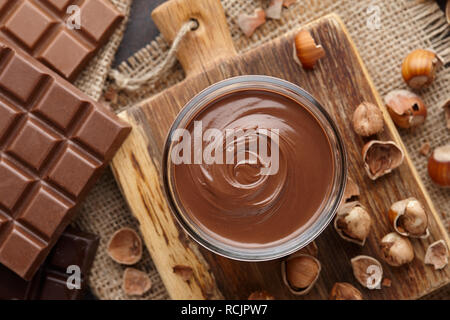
[[6, 119, 62, 171], [0, 101, 22, 141], [0, 159, 33, 210], [3, 1, 55, 49]]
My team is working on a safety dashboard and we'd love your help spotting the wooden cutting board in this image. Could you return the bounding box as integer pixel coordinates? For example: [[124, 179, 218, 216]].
[[110, 0, 450, 299]]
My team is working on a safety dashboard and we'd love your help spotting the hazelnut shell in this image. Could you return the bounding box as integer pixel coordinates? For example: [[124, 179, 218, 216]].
[[424, 240, 449, 270], [122, 268, 152, 296], [362, 140, 404, 180], [329, 282, 363, 300], [334, 201, 372, 246], [380, 232, 414, 267], [342, 177, 360, 202], [107, 228, 143, 265], [401, 49, 442, 89], [293, 29, 325, 69], [388, 198, 429, 238], [384, 90, 427, 129], [427, 144, 450, 187], [281, 253, 321, 295], [350, 255, 383, 289]]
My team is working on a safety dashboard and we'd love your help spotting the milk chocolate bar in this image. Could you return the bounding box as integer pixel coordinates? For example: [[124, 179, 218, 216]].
[[0, 227, 99, 300], [0, 37, 131, 280], [0, 0, 124, 80]]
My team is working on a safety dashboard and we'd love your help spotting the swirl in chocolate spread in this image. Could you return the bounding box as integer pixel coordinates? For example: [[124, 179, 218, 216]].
[[171, 90, 334, 247]]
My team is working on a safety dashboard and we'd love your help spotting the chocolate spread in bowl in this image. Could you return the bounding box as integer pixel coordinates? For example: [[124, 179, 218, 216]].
[[170, 89, 334, 248]]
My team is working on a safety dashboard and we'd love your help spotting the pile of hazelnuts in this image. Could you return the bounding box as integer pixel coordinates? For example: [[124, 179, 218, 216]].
[[248, 35, 449, 301]]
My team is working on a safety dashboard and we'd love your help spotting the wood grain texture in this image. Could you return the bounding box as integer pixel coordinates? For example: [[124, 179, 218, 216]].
[[111, 14, 450, 299], [151, 0, 237, 77]]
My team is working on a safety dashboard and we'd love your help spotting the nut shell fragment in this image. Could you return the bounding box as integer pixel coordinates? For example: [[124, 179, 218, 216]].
[[266, 0, 283, 20], [351, 255, 383, 289], [424, 240, 448, 270], [380, 233, 414, 266], [293, 29, 325, 69], [281, 253, 321, 295], [385, 90, 427, 129], [123, 268, 152, 296], [237, 8, 266, 37], [362, 140, 404, 180], [352, 102, 384, 136], [107, 228, 143, 265], [343, 177, 360, 202], [388, 198, 429, 238], [248, 291, 275, 300], [329, 282, 363, 300], [334, 201, 372, 246]]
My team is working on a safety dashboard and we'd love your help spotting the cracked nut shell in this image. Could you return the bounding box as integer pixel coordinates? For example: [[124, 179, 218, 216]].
[[123, 268, 152, 296], [385, 90, 427, 129], [334, 201, 372, 246], [388, 198, 429, 238], [281, 253, 321, 295], [107, 228, 143, 265], [424, 240, 448, 270], [329, 282, 363, 300], [351, 255, 383, 289], [362, 140, 404, 180], [380, 233, 414, 266], [293, 29, 325, 69]]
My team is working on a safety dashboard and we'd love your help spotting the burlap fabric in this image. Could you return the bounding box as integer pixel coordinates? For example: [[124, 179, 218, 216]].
[[75, 0, 450, 300]]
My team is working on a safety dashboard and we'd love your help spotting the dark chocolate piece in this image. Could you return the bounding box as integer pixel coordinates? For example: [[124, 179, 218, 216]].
[[0, 37, 131, 280], [0, 0, 124, 81], [0, 227, 99, 300]]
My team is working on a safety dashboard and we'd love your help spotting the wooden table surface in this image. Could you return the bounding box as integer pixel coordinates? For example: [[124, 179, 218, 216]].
[[91, 0, 450, 300]]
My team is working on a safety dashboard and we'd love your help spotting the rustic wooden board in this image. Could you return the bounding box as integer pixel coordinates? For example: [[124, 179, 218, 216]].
[[111, 14, 450, 299]]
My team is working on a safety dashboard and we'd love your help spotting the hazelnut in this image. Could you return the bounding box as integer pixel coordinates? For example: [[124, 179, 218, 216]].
[[380, 233, 414, 266], [443, 99, 450, 130], [342, 177, 360, 202], [384, 90, 427, 129], [281, 253, 321, 295], [107, 228, 143, 265], [388, 198, 429, 238], [362, 140, 404, 180], [382, 278, 392, 287], [173, 265, 194, 281], [350, 255, 383, 289], [248, 291, 275, 300], [401, 49, 442, 89], [427, 144, 450, 187], [352, 102, 384, 136], [334, 201, 372, 246], [293, 29, 325, 69], [237, 8, 266, 37], [122, 268, 152, 296], [424, 240, 448, 270], [329, 282, 363, 300]]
